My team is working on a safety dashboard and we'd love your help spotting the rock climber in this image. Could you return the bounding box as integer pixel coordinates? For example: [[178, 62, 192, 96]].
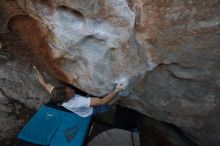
[[34, 66, 126, 117]]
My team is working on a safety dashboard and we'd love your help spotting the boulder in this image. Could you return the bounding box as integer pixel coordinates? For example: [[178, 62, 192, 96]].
[[0, 0, 220, 145]]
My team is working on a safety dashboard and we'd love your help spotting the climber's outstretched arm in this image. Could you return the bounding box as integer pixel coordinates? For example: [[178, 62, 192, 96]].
[[34, 66, 54, 93], [90, 84, 125, 106]]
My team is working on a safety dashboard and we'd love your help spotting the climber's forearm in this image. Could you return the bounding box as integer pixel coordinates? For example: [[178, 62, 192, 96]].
[[108, 96, 121, 105], [37, 72, 54, 93], [100, 89, 118, 104], [90, 89, 118, 106]]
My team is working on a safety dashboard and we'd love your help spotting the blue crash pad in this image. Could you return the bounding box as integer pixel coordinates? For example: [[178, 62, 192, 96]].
[[17, 105, 92, 146]]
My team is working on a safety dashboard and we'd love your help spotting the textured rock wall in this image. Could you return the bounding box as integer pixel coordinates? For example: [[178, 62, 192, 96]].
[[15, 0, 147, 96], [0, 0, 220, 146], [127, 0, 220, 145]]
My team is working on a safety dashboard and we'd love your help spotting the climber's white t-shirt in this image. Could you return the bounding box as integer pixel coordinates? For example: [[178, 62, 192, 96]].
[[61, 94, 93, 117]]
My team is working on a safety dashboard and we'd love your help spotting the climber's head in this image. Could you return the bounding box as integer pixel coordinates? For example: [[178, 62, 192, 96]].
[[50, 85, 75, 105]]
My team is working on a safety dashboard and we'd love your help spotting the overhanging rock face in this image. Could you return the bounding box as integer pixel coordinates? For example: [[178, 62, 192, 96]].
[[15, 0, 147, 96], [0, 0, 220, 146]]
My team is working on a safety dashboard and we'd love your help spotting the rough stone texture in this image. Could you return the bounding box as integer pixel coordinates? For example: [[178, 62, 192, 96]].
[[126, 0, 220, 145], [14, 0, 147, 96], [137, 115, 198, 146], [0, 44, 49, 145], [0, 0, 220, 146]]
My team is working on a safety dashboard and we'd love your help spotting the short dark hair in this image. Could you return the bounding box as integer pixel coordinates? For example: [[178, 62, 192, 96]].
[[50, 85, 68, 105]]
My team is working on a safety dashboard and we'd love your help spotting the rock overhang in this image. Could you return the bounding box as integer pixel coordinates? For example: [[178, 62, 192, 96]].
[[14, 0, 147, 96]]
